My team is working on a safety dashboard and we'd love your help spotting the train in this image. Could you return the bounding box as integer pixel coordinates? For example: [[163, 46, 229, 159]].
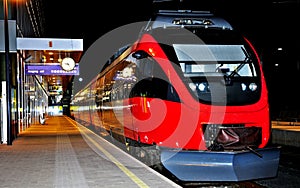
[[71, 10, 280, 182]]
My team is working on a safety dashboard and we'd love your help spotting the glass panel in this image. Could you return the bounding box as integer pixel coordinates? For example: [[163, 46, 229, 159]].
[[173, 44, 246, 62]]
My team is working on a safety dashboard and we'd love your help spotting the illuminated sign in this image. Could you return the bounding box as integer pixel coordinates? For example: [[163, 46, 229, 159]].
[[25, 63, 79, 75]]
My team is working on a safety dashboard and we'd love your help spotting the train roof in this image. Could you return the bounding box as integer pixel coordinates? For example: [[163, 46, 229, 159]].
[[145, 10, 233, 31]]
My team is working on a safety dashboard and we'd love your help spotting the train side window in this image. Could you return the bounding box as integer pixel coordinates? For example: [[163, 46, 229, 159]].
[[129, 55, 180, 102], [134, 57, 154, 78]]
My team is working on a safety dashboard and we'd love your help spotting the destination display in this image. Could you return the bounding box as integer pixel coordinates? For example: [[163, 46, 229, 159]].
[[25, 63, 79, 75]]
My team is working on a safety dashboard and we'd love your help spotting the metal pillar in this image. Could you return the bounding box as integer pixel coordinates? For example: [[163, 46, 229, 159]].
[[3, 0, 12, 145]]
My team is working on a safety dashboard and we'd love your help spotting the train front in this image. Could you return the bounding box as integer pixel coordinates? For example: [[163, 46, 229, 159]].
[[129, 21, 280, 181]]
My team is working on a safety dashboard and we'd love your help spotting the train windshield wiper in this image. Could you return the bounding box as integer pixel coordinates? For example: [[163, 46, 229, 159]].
[[228, 47, 252, 78]]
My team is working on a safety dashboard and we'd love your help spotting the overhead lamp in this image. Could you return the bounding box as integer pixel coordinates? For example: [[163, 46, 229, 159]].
[[42, 55, 46, 63], [58, 52, 62, 63]]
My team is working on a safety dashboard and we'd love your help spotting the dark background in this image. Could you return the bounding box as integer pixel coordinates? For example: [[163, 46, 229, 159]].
[[42, 0, 300, 119]]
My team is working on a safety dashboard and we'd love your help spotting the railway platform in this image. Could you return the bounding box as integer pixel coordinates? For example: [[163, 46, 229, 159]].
[[272, 121, 300, 147], [0, 116, 299, 188], [0, 115, 181, 188]]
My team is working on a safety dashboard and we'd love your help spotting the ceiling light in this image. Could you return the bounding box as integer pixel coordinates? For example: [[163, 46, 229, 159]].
[[58, 52, 62, 63]]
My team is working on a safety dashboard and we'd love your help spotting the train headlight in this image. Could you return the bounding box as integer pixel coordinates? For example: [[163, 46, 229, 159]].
[[198, 83, 206, 92], [189, 83, 197, 91], [241, 83, 247, 91], [189, 82, 208, 92], [249, 83, 258, 91]]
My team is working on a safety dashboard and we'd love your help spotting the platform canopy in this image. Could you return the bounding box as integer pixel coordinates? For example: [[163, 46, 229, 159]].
[[16, 37, 83, 51], [16, 37, 84, 92]]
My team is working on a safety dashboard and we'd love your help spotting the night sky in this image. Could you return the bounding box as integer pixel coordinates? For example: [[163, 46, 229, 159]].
[[42, 0, 299, 118]]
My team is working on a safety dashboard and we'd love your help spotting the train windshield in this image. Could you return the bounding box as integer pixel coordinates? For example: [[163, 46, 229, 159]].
[[152, 27, 262, 105], [174, 44, 257, 78]]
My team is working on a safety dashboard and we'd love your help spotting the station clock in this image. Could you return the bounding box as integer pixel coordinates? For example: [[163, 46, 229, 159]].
[[60, 57, 75, 71]]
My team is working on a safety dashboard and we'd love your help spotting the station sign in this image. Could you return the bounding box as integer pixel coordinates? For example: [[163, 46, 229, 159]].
[[0, 20, 17, 52], [25, 63, 79, 75]]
